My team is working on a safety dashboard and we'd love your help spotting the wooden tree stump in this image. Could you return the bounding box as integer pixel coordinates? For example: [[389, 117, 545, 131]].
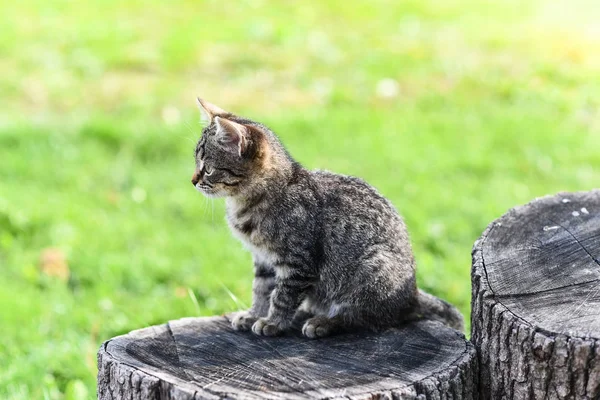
[[471, 190, 600, 400], [98, 316, 477, 399]]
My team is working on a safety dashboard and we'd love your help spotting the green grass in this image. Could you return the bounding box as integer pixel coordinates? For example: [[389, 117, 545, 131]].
[[1, 0, 600, 398]]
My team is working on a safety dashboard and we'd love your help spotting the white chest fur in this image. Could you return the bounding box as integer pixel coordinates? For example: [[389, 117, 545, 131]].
[[226, 198, 280, 265]]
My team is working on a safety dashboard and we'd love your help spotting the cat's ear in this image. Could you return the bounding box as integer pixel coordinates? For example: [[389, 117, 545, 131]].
[[214, 117, 248, 156], [196, 97, 227, 124]]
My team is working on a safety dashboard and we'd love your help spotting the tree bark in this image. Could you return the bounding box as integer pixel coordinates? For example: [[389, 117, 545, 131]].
[[98, 316, 477, 399], [471, 190, 600, 400]]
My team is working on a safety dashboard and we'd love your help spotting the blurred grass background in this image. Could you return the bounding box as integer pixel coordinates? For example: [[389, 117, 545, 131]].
[[1, 0, 600, 398]]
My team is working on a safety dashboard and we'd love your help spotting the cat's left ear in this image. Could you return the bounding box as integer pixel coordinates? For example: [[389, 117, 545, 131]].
[[196, 97, 228, 125], [214, 117, 248, 156]]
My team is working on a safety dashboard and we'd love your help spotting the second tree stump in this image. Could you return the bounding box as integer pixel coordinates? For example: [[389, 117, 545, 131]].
[[471, 190, 600, 399]]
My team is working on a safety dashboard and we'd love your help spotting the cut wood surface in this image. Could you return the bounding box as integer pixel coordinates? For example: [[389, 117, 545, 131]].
[[98, 316, 477, 400], [471, 190, 600, 400]]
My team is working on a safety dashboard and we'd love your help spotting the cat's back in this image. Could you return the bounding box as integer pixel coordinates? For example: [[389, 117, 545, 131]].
[[309, 169, 409, 246], [311, 169, 400, 221], [308, 169, 414, 275]]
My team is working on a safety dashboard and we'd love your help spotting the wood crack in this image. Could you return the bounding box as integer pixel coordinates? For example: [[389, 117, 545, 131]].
[[494, 279, 600, 299], [546, 217, 600, 271]]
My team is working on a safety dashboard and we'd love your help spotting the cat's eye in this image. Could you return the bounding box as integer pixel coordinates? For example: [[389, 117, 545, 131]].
[[204, 165, 214, 176]]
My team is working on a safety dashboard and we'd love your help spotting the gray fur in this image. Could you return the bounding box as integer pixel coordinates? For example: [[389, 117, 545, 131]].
[[192, 100, 464, 338]]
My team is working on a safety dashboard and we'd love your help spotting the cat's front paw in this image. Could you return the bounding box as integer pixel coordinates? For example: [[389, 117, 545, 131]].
[[302, 316, 337, 339], [251, 317, 284, 337], [231, 311, 258, 331]]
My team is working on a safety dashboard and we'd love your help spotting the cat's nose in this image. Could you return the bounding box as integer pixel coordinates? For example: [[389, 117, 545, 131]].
[[191, 170, 201, 186]]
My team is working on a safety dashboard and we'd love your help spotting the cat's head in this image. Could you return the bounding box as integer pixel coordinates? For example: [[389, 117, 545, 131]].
[[192, 98, 281, 198]]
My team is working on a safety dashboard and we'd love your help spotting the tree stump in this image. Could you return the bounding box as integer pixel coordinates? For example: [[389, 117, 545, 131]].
[[98, 316, 477, 399], [471, 190, 600, 400]]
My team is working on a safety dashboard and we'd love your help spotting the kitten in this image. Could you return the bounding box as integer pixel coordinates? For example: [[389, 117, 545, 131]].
[[192, 98, 464, 338]]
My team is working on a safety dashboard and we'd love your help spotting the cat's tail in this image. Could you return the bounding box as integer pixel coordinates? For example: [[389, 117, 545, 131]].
[[408, 289, 465, 332]]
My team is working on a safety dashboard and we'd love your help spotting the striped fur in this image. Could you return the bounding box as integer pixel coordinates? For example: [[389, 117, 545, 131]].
[[194, 100, 464, 338]]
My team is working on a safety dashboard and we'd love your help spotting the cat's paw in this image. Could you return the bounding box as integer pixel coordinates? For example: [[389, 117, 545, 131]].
[[231, 311, 258, 331], [302, 316, 336, 339], [251, 318, 283, 337]]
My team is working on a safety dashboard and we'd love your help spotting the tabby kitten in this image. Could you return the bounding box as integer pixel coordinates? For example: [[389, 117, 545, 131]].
[[192, 98, 464, 338]]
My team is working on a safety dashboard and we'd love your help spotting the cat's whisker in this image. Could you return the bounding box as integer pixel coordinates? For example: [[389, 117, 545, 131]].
[[203, 197, 210, 218], [211, 198, 215, 225], [183, 121, 202, 139], [174, 133, 195, 145], [171, 123, 197, 144]]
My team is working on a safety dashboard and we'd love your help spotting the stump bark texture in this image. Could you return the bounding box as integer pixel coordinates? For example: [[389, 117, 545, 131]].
[[471, 190, 600, 400], [98, 316, 477, 400]]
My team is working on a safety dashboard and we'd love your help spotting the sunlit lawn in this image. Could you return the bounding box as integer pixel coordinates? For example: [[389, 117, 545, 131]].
[[1, 0, 600, 398]]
